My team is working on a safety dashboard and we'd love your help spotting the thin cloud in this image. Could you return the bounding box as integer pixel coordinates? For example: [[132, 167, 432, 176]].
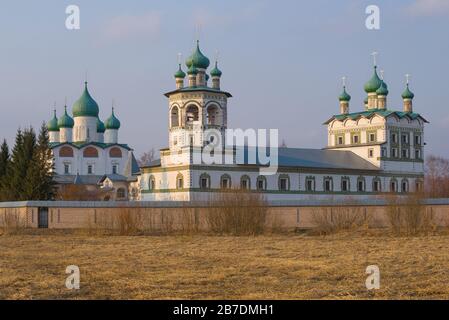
[[406, 0, 449, 17], [101, 12, 161, 41]]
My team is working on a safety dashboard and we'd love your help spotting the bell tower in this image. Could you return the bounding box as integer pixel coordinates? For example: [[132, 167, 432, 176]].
[[164, 41, 232, 162]]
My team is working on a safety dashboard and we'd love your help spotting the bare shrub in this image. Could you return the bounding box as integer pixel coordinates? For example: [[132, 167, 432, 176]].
[[385, 194, 436, 236], [1, 211, 27, 235], [179, 206, 200, 234], [205, 190, 268, 236], [160, 208, 175, 234], [425, 155, 449, 198], [311, 206, 369, 235]]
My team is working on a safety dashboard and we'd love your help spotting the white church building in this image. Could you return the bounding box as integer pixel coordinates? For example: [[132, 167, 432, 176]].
[[138, 41, 427, 201], [47, 82, 139, 200]]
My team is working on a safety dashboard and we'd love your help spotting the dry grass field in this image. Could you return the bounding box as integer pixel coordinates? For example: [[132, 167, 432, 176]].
[[1, 230, 449, 300]]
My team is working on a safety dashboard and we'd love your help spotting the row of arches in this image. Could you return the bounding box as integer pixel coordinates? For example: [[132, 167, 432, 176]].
[[59, 146, 122, 158], [170, 104, 222, 128], [145, 173, 423, 193]]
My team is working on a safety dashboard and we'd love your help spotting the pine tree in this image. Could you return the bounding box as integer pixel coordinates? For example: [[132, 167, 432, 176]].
[[0, 139, 10, 200], [0, 139, 9, 178], [24, 123, 55, 200], [3, 128, 36, 201]]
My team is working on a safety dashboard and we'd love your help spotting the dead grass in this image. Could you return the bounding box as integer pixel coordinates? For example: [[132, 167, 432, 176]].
[[1, 232, 449, 299]]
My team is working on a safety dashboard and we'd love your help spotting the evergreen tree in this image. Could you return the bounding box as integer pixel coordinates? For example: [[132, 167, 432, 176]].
[[3, 128, 36, 201], [0, 139, 9, 178], [24, 123, 55, 200], [0, 139, 10, 200]]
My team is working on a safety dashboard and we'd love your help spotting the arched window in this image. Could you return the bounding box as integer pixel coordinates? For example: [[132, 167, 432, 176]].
[[256, 176, 267, 191], [401, 179, 409, 193], [220, 174, 231, 189], [83, 147, 99, 158], [357, 177, 366, 192], [207, 105, 219, 125], [323, 176, 333, 192], [390, 178, 398, 193], [186, 105, 199, 124], [240, 175, 251, 190], [279, 174, 290, 191], [109, 147, 122, 158], [59, 146, 74, 157], [176, 173, 184, 190], [148, 175, 156, 190], [373, 177, 382, 192], [199, 173, 211, 190], [171, 106, 180, 127], [341, 176, 350, 192], [117, 188, 126, 199]]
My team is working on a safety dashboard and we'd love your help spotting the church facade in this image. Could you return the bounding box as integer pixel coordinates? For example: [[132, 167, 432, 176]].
[[138, 41, 427, 202], [47, 82, 139, 200]]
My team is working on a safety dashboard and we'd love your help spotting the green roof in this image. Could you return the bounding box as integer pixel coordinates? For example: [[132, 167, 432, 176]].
[[174, 64, 186, 78], [164, 86, 232, 97], [105, 108, 121, 129], [324, 109, 428, 124], [49, 141, 132, 151], [210, 61, 222, 77], [47, 110, 59, 131], [186, 40, 210, 69], [97, 118, 106, 133], [72, 82, 100, 117], [402, 84, 415, 99], [187, 64, 198, 75], [58, 106, 74, 128], [376, 80, 389, 96], [338, 86, 351, 102], [364, 66, 383, 93]]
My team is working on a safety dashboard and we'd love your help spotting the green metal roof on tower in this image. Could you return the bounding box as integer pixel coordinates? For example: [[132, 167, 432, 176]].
[[210, 61, 222, 77], [376, 80, 389, 96], [338, 86, 351, 102], [72, 82, 100, 117], [186, 40, 210, 69], [47, 110, 59, 131], [105, 107, 121, 130], [364, 66, 383, 93], [402, 83, 415, 99], [97, 118, 106, 133], [174, 64, 186, 78], [58, 106, 74, 128], [187, 64, 198, 75]]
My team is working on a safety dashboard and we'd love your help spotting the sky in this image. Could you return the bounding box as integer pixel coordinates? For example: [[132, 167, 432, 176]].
[[0, 0, 448, 158]]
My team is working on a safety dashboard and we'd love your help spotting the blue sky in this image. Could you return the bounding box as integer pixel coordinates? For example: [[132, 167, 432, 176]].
[[1, 0, 448, 157]]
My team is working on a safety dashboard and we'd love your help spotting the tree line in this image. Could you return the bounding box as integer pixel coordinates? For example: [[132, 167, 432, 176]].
[[0, 123, 54, 201]]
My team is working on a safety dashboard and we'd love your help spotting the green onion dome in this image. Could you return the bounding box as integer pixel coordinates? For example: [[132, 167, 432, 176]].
[[364, 97, 368, 104], [185, 40, 210, 69], [97, 118, 106, 133], [47, 110, 59, 132], [205, 74, 210, 82], [187, 64, 198, 75], [210, 61, 222, 77], [72, 82, 100, 117], [376, 80, 389, 96], [174, 64, 186, 78], [338, 86, 351, 102], [58, 106, 74, 128], [364, 66, 383, 93], [105, 108, 121, 130], [402, 84, 415, 100]]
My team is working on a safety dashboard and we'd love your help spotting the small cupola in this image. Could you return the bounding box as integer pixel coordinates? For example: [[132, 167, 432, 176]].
[[402, 76, 415, 112], [47, 110, 59, 132], [72, 82, 100, 118], [58, 106, 74, 128], [174, 64, 186, 89], [210, 61, 222, 90], [105, 107, 121, 130], [338, 85, 351, 114]]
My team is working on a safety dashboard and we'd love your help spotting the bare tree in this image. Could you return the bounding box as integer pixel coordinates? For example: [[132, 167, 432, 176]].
[[138, 148, 156, 167], [425, 155, 449, 198]]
